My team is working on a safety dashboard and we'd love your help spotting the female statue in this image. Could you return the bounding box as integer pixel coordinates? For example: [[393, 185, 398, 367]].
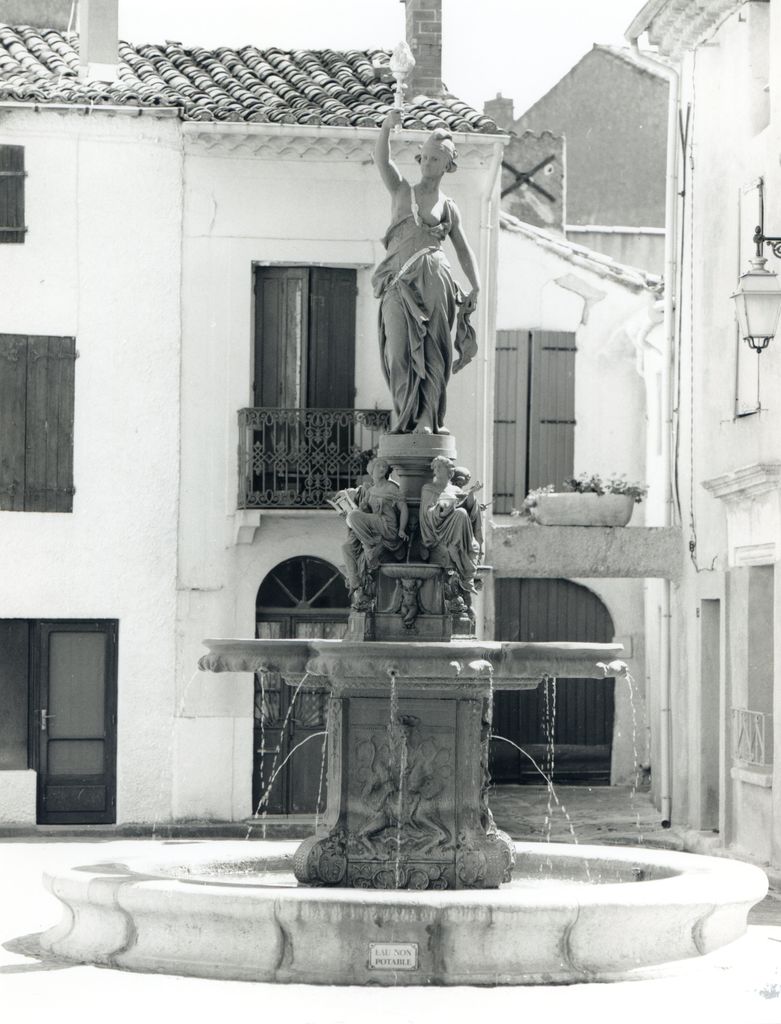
[[419, 456, 481, 591], [373, 110, 481, 434], [339, 457, 409, 603]]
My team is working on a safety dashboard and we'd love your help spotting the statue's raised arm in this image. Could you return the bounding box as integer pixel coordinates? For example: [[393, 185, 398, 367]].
[[372, 117, 480, 435]]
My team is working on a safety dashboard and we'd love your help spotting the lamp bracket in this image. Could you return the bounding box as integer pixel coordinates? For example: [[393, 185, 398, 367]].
[[753, 178, 781, 258], [753, 225, 781, 260]]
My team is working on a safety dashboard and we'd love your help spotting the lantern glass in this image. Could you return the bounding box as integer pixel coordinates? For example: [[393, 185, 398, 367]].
[[731, 257, 781, 345]]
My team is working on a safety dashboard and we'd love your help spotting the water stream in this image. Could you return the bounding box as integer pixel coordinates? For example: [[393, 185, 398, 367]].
[[624, 669, 644, 843], [490, 733, 590, 879], [314, 697, 332, 833], [388, 669, 406, 889]]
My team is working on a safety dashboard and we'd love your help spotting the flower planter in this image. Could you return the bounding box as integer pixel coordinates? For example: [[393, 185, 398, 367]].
[[530, 492, 636, 527]]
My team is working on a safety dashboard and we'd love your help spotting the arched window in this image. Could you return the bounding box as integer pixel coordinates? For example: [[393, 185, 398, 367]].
[[253, 557, 349, 816]]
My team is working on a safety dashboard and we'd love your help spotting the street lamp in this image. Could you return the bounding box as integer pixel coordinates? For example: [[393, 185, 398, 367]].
[[732, 179, 781, 352], [732, 255, 781, 352]]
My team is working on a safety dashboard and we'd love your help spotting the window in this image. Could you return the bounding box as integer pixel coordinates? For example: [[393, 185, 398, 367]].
[[0, 334, 76, 512], [493, 329, 576, 513], [252, 265, 357, 408], [242, 266, 389, 508], [0, 145, 26, 243]]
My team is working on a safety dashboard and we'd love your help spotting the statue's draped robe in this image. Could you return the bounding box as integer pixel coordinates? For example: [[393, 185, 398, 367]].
[[372, 188, 468, 434], [343, 483, 406, 591], [419, 481, 480, 588]]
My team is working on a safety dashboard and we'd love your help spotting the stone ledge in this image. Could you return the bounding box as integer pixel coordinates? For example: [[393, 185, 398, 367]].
[[487, 521, 683, 580], [702, 462, 781, 503], [731, 765, 773, 788]]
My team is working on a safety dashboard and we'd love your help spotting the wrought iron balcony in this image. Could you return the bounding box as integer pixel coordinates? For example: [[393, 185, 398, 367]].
[[732, 707, 773, 768], [238, 407, 391, 510]]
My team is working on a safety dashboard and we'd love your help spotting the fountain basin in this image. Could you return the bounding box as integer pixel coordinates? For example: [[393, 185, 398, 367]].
[[199, 638, 629, 890], [40, 840, 767, 985], [197, 638, 627, 688]]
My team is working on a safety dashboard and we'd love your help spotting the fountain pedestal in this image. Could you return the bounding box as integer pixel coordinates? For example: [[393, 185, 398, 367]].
[[295, 672, 510, 890]]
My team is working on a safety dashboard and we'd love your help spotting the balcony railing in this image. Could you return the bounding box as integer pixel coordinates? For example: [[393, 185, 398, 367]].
[[732, 707, 773, 767], [238, 407, 391, 509]]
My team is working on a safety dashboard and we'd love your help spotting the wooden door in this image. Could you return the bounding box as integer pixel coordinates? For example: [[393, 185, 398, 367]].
[[492, 579, 615, 783], [35, 621, 117, 824], [253, 619, 347, 815], [253, 557, 349, 816]]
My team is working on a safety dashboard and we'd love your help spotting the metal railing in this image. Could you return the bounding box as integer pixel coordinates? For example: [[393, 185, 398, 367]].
[[732, 707, 773, 767], [238, 407, 391, 509]]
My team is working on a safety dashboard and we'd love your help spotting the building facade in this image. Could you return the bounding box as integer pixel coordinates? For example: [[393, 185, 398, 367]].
[[486, 45, 670, 273], [627, 0, 781, 871], [486, 213, 670, 787], [0, 7, 504, 826]]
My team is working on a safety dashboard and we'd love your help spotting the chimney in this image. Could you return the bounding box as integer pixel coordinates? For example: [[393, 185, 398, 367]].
[[0, 0, 72, 29], [78, 0, 119, 83], [483, 93, 515, 131], [403, 0, 442, 97]]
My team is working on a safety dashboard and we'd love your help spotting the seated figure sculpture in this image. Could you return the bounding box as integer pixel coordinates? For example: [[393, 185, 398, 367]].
[[419, 456, 481, 594], [372, 110, 481, 434], [339, 457, 409, 607]]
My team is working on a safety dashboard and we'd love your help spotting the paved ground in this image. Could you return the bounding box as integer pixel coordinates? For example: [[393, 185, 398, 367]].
[[1, 786, 780, 1024]]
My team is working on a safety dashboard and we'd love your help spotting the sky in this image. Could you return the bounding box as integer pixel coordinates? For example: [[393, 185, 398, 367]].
[[116, 0, 648, 115]]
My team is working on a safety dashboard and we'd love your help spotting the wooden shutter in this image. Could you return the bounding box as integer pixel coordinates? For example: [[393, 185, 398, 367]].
[[253, 267, 308, 407], [0, 335, 29, 510], [25, 337, 76, 512], [307, 267, 356, 408], [0, 620, 30, 769], [492, 329, 530, 513], [527, 329, 576, 491], [0, 145, 25, 244]]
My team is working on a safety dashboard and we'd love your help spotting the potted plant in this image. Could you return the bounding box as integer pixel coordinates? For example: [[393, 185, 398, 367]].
[[512, 474, 648, 527]]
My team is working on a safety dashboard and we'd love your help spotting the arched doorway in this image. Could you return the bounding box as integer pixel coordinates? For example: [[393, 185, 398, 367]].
[[254, 556, 349, 815], [491, 578, 616, 784]]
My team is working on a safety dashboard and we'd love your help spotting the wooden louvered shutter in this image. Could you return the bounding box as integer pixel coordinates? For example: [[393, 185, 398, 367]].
[[307, 267, 356, 408], [0, 620, 30, 768], [492, 329, 530, 513], [0, 335, 29, 510], [25, 337, 76, 512], [0, 145, 26, 244], [253, 267, 308, 408], [527, 329, 576, 491]]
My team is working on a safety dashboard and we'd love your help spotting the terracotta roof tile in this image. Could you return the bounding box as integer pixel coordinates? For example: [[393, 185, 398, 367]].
[[0, 24, 499, 132]]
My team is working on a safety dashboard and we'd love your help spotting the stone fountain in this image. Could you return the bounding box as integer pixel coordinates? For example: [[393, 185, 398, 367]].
[[38, 112, 767, 984], [39, 429, 767, 985]]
